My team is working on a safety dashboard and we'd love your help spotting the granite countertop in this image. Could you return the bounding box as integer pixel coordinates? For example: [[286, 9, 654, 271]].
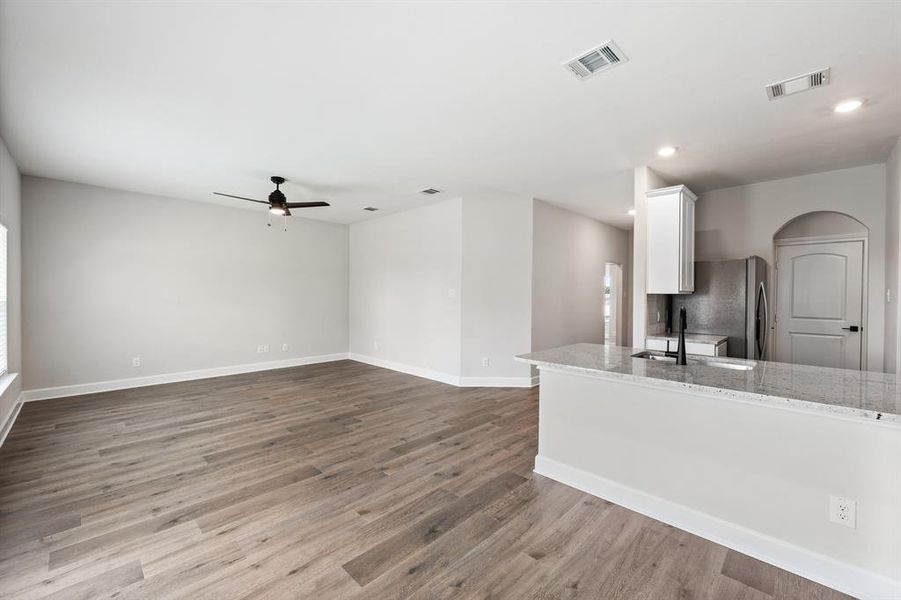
[[646, 333, 728, 345], [516, 343, 901, 426]]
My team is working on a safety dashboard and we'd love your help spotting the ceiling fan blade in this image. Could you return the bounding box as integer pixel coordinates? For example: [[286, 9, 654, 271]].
[[285, 201, 330, 208], [213, 192, 269, 205]]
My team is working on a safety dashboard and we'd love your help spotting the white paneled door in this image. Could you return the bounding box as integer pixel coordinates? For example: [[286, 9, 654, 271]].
[[775, 240, 864, 369]]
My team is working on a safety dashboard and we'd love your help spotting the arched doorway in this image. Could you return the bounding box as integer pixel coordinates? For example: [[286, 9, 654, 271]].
[[773, 211, 868, 370]]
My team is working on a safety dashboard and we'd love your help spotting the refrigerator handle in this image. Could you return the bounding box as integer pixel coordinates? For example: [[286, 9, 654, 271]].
[[757, 281, 768, 360]]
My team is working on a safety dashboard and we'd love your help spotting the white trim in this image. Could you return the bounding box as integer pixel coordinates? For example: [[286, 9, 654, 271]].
[[0, 391, 23, 447], [458, 376, 534, 388], [21, 353, 349, 402], [0, 371, 18, 398], [530, 374, 540, 387], [534, 455, 900, 600], [348, 353, 461, 386]]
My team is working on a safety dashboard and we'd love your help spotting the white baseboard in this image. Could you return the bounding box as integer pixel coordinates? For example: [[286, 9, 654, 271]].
[[21, 353, 350, 402], [349, 353, 535, 388], [0, 392, 24, 448], [22, 352, 537, 404], [534, 455, 901, 600], [348, 353, 461, 386], [458, 376, 534, 388]]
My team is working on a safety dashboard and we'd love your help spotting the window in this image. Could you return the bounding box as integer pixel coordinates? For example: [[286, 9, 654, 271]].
[[0, 224, 7, 376]]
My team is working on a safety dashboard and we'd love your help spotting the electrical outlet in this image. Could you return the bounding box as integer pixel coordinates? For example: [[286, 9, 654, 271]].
[[829, 495, 857, 528], [481, 357, 490, 368], [132, 356, 141, 368], [262, 344, 269, 353], [281, 343, 288, 352], [256, 344, 269, 354]]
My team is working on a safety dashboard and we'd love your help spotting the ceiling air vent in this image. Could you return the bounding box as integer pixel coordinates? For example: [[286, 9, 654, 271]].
[[766, 67, 831, 100], [420, 188, 441, 195], [363, 206, 379, 211], [564, 41, 628, 80]]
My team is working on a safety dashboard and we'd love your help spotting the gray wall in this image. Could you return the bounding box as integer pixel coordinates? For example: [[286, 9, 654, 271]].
[[0, 136, 22, 426], [532, 199, 631, 352], [22, 177, 349, 390], [696, 164, 887, 371], [885, 138, 901, 373], [349, 198, 463, 378], [460, 193, 533, 381]]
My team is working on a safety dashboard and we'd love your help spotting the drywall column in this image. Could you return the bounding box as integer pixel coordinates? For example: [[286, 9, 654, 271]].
[[631, 167, 670, 350], [885, 137, 901, 373]]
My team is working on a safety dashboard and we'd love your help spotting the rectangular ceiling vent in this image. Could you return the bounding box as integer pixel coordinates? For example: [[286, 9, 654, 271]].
[[564, 41, 628, 80], [420, 188, 441, 195], [766, 67, 831, 100]]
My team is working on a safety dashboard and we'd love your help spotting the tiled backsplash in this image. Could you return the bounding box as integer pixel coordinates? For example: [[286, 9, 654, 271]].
[[646, 294, 667, 336]]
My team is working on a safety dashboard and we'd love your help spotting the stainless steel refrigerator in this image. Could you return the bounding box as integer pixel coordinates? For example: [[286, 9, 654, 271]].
[[670, 256, 769, 360]]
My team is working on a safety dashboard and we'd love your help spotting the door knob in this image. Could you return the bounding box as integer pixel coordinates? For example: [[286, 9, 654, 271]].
[[841, 325, 861, 332]]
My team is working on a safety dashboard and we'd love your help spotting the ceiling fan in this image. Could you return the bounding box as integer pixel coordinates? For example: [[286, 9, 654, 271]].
[[214, 176, 330, 217]]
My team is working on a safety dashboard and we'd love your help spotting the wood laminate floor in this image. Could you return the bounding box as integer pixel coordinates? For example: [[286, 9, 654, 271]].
[[0, 360, 853, 599]]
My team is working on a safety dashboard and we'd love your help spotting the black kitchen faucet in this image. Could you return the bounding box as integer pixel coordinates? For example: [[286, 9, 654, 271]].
[[665, 307, 688, 366]]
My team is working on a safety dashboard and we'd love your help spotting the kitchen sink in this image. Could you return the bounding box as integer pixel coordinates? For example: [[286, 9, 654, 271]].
[[631, 350, 756, 371]]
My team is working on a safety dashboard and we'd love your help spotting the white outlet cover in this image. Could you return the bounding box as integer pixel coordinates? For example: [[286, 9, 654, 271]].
[[282, 343, 288, 352], [132, 357, 141, 367], [829, 495, 857, 528]]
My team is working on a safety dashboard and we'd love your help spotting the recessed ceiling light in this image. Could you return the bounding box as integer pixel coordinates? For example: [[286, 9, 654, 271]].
[[627, 208, 636, 216], [657, 146, 677, 158], [834, 99, 863, 113]]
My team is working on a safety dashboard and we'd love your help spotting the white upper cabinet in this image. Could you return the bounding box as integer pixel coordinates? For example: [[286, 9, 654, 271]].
[[646, 185, 697, 294]]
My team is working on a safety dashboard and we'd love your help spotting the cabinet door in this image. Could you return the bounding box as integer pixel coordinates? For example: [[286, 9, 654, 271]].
[[685, 341, 716, 356], [680, 196, 695, 292], [646, 193, 681, 294], [646, 338, 669, 351]]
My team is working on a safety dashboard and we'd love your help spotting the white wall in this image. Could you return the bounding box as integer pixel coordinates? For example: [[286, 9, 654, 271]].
[[696, 164, 887, 371], [22, 177, 349, 391], [535, 368, 901, 599], [532, 200, 630, 352], [885, 138, 901, 374], [460, 193, 532, 383], [0, 136, 22, 430], [349, 199, 463, 380]]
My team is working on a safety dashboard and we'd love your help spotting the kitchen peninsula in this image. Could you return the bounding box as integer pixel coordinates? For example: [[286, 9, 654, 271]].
[[516, 344, 901, 600]]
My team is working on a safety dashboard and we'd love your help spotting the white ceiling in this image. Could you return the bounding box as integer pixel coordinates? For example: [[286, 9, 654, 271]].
[[1, 1, 899, 229]]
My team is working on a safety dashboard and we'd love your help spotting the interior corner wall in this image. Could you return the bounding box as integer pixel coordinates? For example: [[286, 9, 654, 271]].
[[695, 163, 887, 371], [0, 135, 23, 427], [460, 193, 532, 383], [531, 199, 630, 352], [349, 198, 463, 380], [885, 137, 901, 374], [22, 177, 349, 392]]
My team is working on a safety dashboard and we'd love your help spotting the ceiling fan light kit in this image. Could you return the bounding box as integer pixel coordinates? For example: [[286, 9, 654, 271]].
[[214, 175, 329, 228]]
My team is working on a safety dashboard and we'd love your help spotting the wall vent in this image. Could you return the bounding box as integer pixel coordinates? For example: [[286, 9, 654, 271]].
[[363, 206, 379, 211], [766, 68, 831, 100], [420, 188, 441, 195], [563, 41, 628, 80]]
